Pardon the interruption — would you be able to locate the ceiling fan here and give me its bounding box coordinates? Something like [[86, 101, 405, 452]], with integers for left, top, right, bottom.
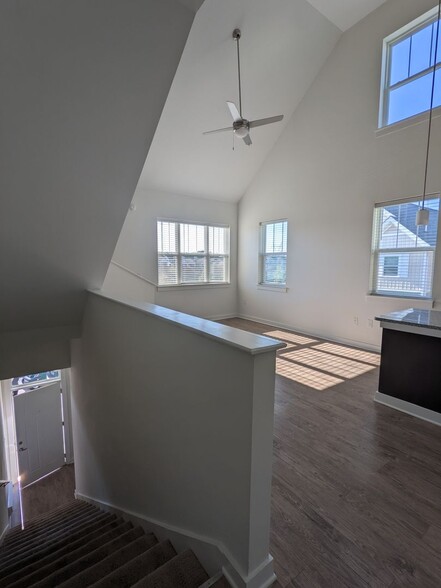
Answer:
[[203, 29, 284, 146]]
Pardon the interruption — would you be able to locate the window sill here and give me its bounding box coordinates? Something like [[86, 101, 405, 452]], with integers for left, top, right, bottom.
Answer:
[[366, 293, 434, 309], [157, 283, 230, 292], [257, 284, 288, 293], [376, 107, 441, 137]]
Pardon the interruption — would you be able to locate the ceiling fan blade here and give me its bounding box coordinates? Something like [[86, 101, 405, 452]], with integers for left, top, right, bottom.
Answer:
[[203, 126, 232, 135], [243, 134, 252, 146], [249, 115, 284, 128], [227, 101, 241, 122]]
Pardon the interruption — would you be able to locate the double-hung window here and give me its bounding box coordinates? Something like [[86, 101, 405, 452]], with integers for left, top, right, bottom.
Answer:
[[379, 7, 441, 127], [157, 220, 230, 286], [259, 220, 288, 286], [369, 196, 439, 298]]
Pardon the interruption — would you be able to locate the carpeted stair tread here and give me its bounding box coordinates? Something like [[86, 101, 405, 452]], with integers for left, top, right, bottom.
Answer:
[[58, 533, 160, 587], [3, 502, 96, 549], [26, 526, 146, 588], [131, 549, 209, 588], [0, 515, 125, 585], [0, 500, 223, 588], [0, 510, 112, 570], [89, 540, 177, 588], [0, 505, 103, 561], [5, 500, 87, 540]]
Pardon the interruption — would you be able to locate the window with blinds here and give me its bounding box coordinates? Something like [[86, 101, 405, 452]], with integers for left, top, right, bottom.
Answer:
[[379, 7, 441, 127], [259, 220, 288, 286], [157, 220, 230, 286], [370, 196, 439, 298]]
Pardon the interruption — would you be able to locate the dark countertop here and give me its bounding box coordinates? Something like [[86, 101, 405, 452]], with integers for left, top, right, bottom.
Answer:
[[375, 308, 441, 331]]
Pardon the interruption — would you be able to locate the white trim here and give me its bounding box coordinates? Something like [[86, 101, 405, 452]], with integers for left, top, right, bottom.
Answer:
[[238, 313, 381, 353], [74, 492, 276, 588], [257, 285, 288, 293], [375, 392, 441, 426], [90, 291, 284, 356], [378, 5, 440, 129], [157, 283, 230, 292], [204, 313, 237, 321], [110, 261, 157, 287]]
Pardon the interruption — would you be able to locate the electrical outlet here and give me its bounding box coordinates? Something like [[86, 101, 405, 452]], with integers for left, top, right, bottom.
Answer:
[[353, 316, 359, 325]]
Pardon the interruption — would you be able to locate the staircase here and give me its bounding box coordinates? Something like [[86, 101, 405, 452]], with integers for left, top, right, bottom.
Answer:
[[0, 500, 229, 588]]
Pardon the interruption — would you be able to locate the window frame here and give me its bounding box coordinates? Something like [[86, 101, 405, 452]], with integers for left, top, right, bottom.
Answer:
[[379, 6, 441, 129], [259, 219, 288, 288], [156, 219, 230, 287], [369, 195, 440, 299]]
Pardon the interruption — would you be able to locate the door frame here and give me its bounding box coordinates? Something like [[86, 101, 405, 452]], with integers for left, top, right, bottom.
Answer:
[[0, 368, 74, 482]]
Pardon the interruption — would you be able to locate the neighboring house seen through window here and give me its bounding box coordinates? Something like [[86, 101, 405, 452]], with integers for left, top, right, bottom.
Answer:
[[259, 220, 288, 286], [379, 7, 441, 127], [157, 220, 229, 286], [370, 196, 439, 298]]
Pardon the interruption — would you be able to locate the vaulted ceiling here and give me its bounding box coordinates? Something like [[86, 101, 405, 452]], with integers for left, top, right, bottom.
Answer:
[[138, 0, 389, 202]]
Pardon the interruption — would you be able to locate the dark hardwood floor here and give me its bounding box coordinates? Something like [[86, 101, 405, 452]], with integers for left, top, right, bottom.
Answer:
[[220, 318, 441, 588]]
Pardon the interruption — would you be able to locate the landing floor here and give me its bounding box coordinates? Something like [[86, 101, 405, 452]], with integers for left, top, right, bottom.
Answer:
[[221, 318, 441, 588]]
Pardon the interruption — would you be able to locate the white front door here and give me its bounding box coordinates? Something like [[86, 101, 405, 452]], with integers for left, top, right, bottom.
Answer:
[[14, 382, 65, 487]]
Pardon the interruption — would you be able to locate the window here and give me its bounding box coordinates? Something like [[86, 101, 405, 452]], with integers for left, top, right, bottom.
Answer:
[[379, 7, 441, 127], [370, 196, 439, 298], [259, 220, 288, 286], [157, 220, 229, 286]]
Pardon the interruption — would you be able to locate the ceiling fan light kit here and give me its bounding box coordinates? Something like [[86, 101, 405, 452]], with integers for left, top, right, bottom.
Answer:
[[203, 28, 284, 146]]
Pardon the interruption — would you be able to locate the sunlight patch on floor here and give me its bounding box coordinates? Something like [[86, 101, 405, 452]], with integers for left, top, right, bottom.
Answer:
[[276, 356, 344, 391], [283, 348, 376, 380], [264, 330, 317, 345], [314, 342, 380, 366]]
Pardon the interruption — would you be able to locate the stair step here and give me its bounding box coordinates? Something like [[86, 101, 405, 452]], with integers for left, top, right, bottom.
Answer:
[[0, 515, 124, 585], [0, 504, 101, 560], [27, 526, 146, 587], [3, 501, 95, 548], [59, 533, 161, 587], [131, 550, 209, 588], [0, 509, 111, 570], [89, 540, 177, 588]]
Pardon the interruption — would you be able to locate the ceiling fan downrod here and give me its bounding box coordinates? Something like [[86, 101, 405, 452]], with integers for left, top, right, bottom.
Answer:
[[233, 28, 243, 118]]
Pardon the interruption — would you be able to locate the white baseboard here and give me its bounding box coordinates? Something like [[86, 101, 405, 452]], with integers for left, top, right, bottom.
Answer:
[[204, 313, 237, 321], [375, 392, 441, 426], [238, 313, 381, 353], [75, 491, 276, 588]]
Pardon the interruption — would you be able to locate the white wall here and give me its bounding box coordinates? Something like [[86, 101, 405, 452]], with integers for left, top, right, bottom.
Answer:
[[102, 188, 238, 319], [71, 292, 279, 588], [238, 0, 441, 351], [0, 394, 9, 542]]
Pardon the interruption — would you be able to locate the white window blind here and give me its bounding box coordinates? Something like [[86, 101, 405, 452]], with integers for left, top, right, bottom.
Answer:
[[157, 220, 229, 286], [370, 196, 439, 298], [260, 220, 288, 285]]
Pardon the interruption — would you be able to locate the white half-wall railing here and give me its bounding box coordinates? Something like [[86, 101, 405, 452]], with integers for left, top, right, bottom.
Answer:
[[71, 290, 284, 588]]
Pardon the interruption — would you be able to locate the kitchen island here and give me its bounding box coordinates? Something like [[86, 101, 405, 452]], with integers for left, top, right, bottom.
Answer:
[[375, 308, 441, 425]]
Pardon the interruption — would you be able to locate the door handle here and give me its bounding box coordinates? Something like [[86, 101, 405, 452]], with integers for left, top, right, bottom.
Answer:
[[18, 447, 28, 452]]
